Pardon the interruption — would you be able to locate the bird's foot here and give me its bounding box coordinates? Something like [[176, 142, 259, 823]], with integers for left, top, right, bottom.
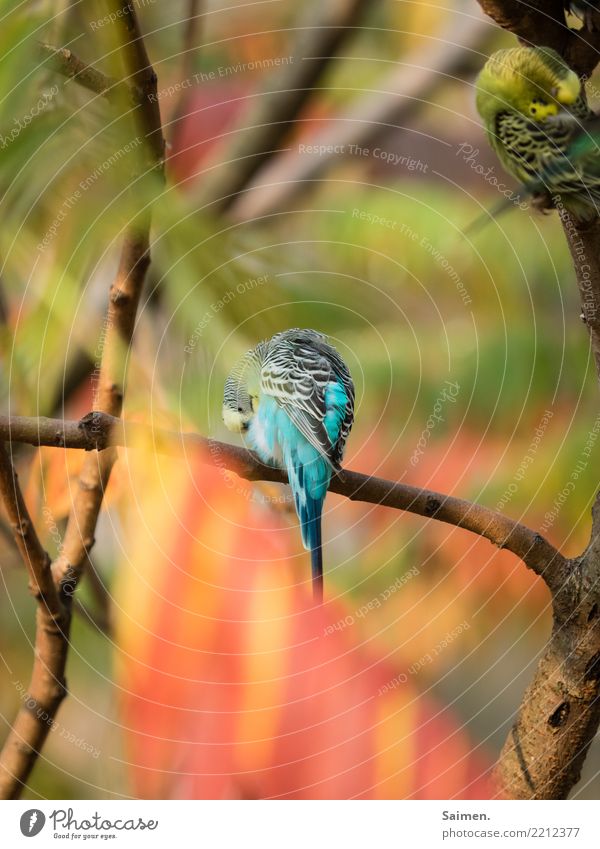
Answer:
[[530, 192, 554, 214]]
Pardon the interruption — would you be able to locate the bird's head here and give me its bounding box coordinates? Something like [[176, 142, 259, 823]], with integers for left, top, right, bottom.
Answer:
[[222, 381, 255, 433], [476, 46, 581, 126], [222, 347, 262, 433]]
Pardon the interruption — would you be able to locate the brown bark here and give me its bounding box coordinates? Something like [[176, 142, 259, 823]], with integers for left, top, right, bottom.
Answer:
[[494, 497, 600, 798], [0, 0, 164, 799], [0, 411, 568, 588], [561, 216, 600, 382], [50, 231, 153, 592], [195, 0, 373, 211], [0, 445, 70, 798], [38, 43, 133, 103], [475, 0, 600, 800], [50, 0, 164, 593]]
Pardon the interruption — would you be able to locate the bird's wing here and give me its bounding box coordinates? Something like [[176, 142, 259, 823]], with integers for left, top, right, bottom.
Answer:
[[495, 111, 576, 183], [535, 115, 600, 209], [260, 336, 339, 468], [324, 346, 355, 465]]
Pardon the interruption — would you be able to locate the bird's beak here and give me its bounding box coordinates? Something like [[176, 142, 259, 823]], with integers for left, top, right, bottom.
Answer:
[[551, 72, 581, 105]]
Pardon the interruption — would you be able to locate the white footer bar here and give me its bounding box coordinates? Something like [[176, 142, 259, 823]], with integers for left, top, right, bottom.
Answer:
[[0, 800, 597, 848]]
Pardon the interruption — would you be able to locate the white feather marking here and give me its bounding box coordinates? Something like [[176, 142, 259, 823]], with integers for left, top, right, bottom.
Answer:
[[249, 416, 276, 462]]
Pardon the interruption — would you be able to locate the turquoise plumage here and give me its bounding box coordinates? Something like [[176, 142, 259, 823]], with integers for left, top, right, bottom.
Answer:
[[222, 329, 355, 601]]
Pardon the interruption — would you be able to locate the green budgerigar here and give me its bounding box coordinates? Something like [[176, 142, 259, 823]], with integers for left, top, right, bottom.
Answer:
[[475, 45, 600, 224]]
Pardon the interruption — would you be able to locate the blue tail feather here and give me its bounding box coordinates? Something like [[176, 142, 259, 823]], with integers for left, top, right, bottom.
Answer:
[[287, 458, 325, 602], [297, 491, 324, 602], [303, 499, 323, 603]]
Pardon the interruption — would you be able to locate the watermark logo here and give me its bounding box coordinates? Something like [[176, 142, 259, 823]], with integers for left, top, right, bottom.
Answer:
[[20, 810, 46, 837]]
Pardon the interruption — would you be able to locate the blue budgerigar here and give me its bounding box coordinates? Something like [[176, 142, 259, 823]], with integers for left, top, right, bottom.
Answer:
[[222, 328, 355, 602]]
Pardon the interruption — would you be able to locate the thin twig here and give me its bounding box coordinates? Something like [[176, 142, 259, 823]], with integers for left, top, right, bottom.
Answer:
[[39, 42, 136, 103], [230, 12, 490, 220], [0, 0, 164, 800], [181, 0, 203, 86], [51, 0, 165, 595], [0, 444, 69, 799], [475, 0, 600, 801]]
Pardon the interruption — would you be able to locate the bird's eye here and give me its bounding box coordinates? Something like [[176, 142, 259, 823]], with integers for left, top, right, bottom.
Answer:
[[530, 99, 548, 116], [237, 406, 243, 412]]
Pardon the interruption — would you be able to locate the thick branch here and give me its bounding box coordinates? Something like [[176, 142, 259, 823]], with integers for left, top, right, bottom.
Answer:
[[476, 0, 600, 801], [0, 444, 70, 799], [0, 412, 568, 592], [195, 0, 372, 211], [0, 444, 61, 615], [110, 1, 165, 168]]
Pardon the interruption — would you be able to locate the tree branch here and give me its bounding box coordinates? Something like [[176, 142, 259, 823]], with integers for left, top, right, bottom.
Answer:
[[0, 444, 70, 799], [38, 42, 136, 103], [180, 0, 203, 87], [0, 444, 61, 615], [475, 0, 600, 800], [493, 491, 600, 798], [560, 215, 600, 384], [0, 411, 568, 593], [0, 1, 164, 800]]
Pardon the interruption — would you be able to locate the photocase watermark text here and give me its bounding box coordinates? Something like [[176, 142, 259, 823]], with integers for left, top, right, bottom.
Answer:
[[410, 381, 460, 466], [456, 142, 529, 210]]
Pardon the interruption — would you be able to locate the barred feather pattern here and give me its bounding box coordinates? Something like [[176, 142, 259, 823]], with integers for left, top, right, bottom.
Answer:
[[495, 101, 600, 222], [260, 329, 355, 470]]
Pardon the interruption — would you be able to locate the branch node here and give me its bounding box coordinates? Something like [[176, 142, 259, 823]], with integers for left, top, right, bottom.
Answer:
[[584, 650, 600, 683], [547, 701, 570, 730], [425, 495, 442, 517], [109, 286, 132, 306], [78, 478, 103, 493], [11, 518, 30, 538]]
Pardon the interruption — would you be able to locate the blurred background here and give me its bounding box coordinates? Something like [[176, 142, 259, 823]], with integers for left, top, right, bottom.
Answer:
[[0, 0, 599, 798]]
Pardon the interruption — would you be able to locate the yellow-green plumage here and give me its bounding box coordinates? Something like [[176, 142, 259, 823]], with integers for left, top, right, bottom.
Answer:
[[476, 45, 600, 223]]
